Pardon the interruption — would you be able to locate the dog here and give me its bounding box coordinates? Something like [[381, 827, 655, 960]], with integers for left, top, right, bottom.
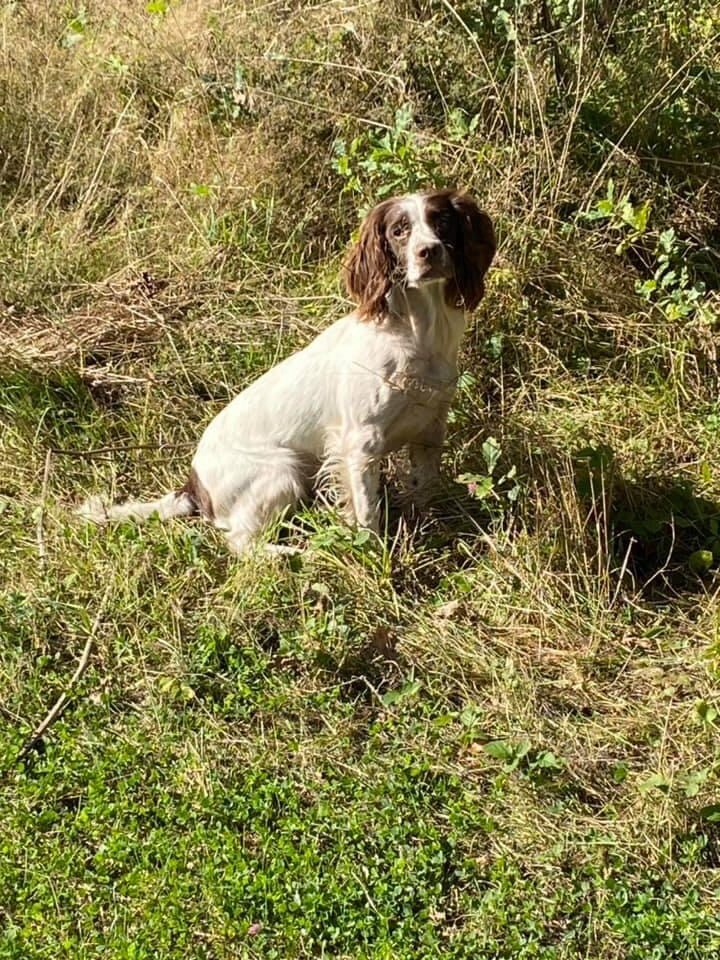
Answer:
[[80, 189, 496, 554]]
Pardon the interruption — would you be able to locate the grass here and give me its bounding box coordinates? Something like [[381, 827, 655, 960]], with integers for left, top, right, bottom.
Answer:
[[2, 1, 720, 957]]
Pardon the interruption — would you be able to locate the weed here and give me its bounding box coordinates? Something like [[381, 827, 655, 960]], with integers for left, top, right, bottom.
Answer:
[[580, 180, 714, 323], [456, 436, 522, 527], [334, 105, 445, 209], [1, 1, 720, 957]]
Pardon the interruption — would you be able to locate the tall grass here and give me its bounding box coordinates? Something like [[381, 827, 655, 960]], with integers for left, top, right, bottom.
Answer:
[[1, 2, 720, 957]]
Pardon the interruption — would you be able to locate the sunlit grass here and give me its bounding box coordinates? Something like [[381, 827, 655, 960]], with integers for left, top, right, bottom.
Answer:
[[1, 2, 720, 957]]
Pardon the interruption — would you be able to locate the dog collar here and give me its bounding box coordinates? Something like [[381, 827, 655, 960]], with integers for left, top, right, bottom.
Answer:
[[388, 372, 457, 401]]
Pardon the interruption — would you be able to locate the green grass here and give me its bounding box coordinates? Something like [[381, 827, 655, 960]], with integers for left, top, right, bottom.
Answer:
[[2, 1, 720, 957]]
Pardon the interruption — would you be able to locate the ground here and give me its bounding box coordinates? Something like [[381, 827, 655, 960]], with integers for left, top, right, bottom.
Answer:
[[1, 3, 720, 958]]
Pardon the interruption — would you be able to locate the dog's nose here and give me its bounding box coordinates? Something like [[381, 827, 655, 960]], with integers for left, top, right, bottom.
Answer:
[[417, 242, 443, 262]]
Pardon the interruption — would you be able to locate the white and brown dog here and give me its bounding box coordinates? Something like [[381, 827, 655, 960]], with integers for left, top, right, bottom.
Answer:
[[81, 189, 495, 553]]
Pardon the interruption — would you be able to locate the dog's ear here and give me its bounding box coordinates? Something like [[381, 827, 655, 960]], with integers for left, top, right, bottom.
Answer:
[[344, 200, 395, 319], [448, 192, 496, 312]]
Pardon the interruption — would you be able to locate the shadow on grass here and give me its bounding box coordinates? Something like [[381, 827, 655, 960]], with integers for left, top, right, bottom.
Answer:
[[381, 441, 720, 602], [572, 444, 720, 596], [314, 630, 408, 708]]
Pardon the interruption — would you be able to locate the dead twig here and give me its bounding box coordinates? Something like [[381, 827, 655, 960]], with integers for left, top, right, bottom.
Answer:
[[36, 449, 52, 566], [51, 441, 195, 458], [17, 587, 111, 763]]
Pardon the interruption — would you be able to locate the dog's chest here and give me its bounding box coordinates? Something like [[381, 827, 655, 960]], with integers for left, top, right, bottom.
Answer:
[[335, 308, 465, 450], [389, 350, 456, 402], [369, 348, 456, 448]]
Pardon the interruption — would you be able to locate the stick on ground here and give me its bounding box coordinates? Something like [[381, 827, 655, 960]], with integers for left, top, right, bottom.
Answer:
[[36, 449, 52, 566], [17, 587, 111, 762]]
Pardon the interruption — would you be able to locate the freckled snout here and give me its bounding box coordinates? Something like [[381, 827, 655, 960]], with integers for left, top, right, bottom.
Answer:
[[417, 241, 444, 264], [407, 238, 452, 284]]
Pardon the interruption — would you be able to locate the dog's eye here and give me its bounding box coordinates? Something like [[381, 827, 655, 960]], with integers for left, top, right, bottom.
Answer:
[[391, 220, 409, 238], [434, 214, 453, 237]]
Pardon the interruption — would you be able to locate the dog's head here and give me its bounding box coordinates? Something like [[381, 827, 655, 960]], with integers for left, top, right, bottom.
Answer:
[[345, 189, 496, 318]]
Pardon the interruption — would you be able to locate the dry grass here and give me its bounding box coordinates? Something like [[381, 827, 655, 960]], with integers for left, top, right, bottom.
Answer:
[[2, 2, 720, 957]]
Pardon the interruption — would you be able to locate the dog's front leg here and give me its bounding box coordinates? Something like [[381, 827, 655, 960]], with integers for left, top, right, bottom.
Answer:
[[344, 452, 381, 533], [334, 424, 383, 533], [407, 404, 450, 507]]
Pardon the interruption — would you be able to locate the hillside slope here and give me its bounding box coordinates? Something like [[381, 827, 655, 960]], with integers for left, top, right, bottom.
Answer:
[[2, 3, 720, 957]]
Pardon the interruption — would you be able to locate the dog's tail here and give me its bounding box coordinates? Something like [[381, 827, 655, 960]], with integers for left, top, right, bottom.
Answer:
[[78, 469, 212, 528], [77, 489, 197, 525]]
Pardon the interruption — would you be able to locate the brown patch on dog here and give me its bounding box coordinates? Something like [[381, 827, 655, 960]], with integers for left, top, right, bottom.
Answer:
[[179, 467, 215, 521], [344, 198, 399, 319], [424, 190, 496, 312]]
